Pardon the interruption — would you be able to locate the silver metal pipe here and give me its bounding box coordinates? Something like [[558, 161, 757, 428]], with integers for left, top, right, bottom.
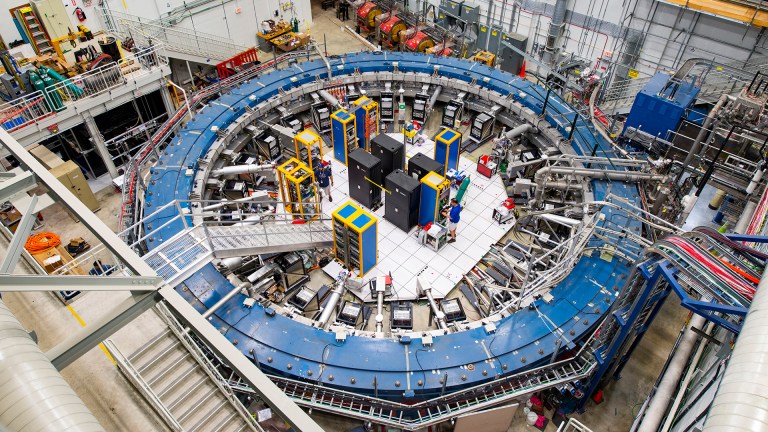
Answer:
[[202, 282, 250, 319], [505, 123, 533, 139], [318, 89, 341, 109], [315, 43, 332, 78], [417, 277, 447, 330], [428, 85, 443, 112], [543, 0, 568, 65], [734, 201, 757, 234], [318, 273, 348, 328], [209, 163, 274, 177], [0, 299, 105, 432], [703, 266, 768, 431], [638, 314, 707, 432], [677, 94, 729, 185], [534, 166, 666, 202]]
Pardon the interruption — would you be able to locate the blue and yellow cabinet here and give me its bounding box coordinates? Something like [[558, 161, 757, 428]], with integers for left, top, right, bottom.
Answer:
[[351, 96, 379, 151], [434, 128, 461, 174], [331, 109, 358, 165], [294, 129, 324, 172], [419, 171, 451, 226], [277, 158, 320, 220], [332, 201, 378, 276]]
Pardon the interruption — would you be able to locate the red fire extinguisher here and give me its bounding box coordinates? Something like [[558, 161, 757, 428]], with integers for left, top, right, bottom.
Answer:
[[73, 7, 86, 22]]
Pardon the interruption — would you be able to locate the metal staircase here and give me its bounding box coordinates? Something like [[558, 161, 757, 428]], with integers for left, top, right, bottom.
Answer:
[[105, 309, 261, 432]]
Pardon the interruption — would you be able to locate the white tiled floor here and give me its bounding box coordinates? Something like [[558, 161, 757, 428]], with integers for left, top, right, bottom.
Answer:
[[322, 133, 513, 301]]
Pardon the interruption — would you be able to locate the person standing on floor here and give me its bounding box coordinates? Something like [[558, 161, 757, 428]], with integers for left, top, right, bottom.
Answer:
[[442, 198, 461, 243], [315, 160, 334, 202]]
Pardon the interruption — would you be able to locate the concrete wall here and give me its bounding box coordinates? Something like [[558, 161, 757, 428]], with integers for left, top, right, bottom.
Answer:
[[102, 0, 312, 48]]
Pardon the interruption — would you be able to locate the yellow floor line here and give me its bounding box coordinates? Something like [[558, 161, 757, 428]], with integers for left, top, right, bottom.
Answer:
[[66, 304, 117, 366]]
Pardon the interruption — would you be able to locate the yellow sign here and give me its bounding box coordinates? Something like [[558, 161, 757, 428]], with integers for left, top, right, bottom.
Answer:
[[480, 27, 487, 32], [492, 31, 498, 36], [628, 69, 639, 79]]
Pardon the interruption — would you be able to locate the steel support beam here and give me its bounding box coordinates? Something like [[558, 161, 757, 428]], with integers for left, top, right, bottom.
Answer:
[[0, 169, 36, 201], [159, 285, 323, 432], [0, 195, 37, 274], [0, 275, 163, 292], [83, 115, 119, 178], [46, 292, 160, 370], [0, 128, 158, 278]]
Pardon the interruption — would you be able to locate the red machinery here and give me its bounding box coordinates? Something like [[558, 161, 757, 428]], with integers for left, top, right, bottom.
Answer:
[[404, 31, 434, 53], [357, 2, 382, 31], [380, 15, 406, 46], [216, 48, 259, 79], [477, 154, 497, 178]]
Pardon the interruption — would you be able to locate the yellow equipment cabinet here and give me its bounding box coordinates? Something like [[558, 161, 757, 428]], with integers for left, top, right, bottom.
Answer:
[[332, 201, 378, 277], [331, 109, 358, 165], [277, 158, 320, 220], [473, 51, 496, 67], [294, 129, 324, 172], [419, 171, 451, 226], [351, 96, 379, 151]]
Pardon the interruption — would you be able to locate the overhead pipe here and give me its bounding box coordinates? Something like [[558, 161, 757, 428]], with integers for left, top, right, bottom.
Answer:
[[676, 94, 729, 185], [505, 123, 534, 139], [417, 277, 448, 331], [315, 43, 332, 79], [318, 272, 350, 329], [0, 299, 105, 432], [209, 163, 275, 177], [427, 85, 443, 112], [638, 314, 707, 432], [703, 267, 768, 431]]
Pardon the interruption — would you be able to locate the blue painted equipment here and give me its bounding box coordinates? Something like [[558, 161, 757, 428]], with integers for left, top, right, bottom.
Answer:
[[419, 171, 451, 226], [332, 201, 378, 276], [624, 72, 700, 140], [294, 129, 323, 172], [434, 128, 461, 174], [331, 108, 358, 165]]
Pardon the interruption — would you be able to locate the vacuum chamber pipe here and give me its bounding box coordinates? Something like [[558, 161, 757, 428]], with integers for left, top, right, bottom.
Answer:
[[202, 282, 250, 319], [533, 166, 666, 202], [427, 86, 442, 111], [318, 273, 349, 328], [638, 314, 706, 432], [209, 163, 275, 177], [505, 123, 534, 139], [318, 89, 341, 109], [703, 266, 768, 431], [0, 299, 105, 432]]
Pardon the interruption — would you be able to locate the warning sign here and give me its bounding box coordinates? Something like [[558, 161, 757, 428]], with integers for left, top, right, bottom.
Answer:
[[628, 69, 639, 79]]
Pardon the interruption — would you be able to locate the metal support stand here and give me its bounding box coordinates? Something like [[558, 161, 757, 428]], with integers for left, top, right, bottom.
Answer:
[[83, 115, 119, 178]]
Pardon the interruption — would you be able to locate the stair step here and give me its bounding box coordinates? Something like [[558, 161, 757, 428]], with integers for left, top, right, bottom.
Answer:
[[209, 412, 242, 432], [132, 333, 179, 369], [157, 363, 204, 399], [177, 387, 220, 424], [147, 352, 193, 386], [167, 376, 213, 411], [188, 399, 237, 432], [129, 330, 172, 361]]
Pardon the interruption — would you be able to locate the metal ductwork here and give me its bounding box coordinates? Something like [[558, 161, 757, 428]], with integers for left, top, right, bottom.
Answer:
[[544, 0, 568, 65], [505, 123, 534, 139], [0, 299, 105, 432], [703, 268, 768, 431]]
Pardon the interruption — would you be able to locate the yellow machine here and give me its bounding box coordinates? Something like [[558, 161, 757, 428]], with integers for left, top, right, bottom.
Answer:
[[294, 129, 324, 172], [277, 158, 320, 220], [51, 25, 93, 61], [351, 96, 379, 151], [473, 50, 496, 67]]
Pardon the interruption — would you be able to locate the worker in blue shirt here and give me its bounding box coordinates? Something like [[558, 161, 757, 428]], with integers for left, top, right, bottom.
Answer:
[[315, 160, 334, 202], [441, 198, 461, 243]]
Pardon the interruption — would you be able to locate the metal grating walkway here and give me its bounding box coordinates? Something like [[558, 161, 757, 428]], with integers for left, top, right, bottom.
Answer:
[[142, 221, 334, 285]]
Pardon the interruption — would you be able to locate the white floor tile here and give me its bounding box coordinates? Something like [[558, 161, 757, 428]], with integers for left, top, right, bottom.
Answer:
[[385, 228, 409, 245], [401, 255, 427, 275], [465, 243, 487, 262], [378, 256, 400, 274], [378, 220, 397, 236], [427, 254, 452, 273], [439, 244, 463, 262], [458, 224, 482, 240], [475, 191, 498, 206], [378, 237, 398, 255], [390, 266, 415, 287], [414, 244, 437, 261], [400, 237, 422, 255], [477, 233, 497, 249]]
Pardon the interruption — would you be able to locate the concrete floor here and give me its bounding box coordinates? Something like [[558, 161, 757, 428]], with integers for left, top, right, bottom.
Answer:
[[0, 2, 691, 431]]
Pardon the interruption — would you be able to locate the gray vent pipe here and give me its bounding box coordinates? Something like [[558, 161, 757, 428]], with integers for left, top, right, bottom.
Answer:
[[0, 300, 104, 432]]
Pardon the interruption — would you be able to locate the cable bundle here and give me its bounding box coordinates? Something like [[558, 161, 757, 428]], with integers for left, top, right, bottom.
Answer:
[[24, 232, 61, 253]]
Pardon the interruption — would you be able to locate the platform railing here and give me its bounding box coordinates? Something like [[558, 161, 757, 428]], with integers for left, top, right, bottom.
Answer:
[[118, 47, 322, 239], [99, 7, 247, 61], [0, 43, 168, 134]]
